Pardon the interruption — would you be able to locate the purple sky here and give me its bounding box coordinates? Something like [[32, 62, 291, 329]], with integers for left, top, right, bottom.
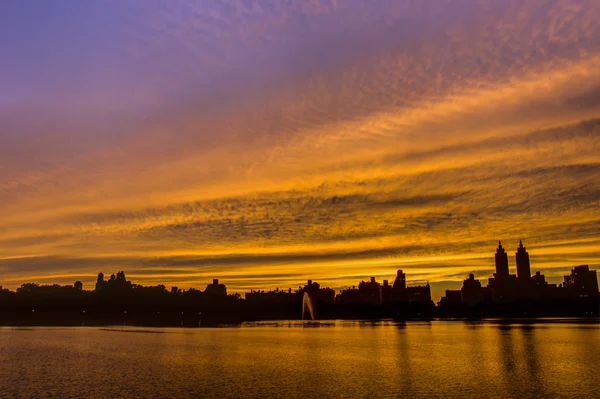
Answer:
[[1, 0, 600, 300]]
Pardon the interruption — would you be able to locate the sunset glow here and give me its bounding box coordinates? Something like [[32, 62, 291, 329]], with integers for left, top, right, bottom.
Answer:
[[2, 0, 600, 300]]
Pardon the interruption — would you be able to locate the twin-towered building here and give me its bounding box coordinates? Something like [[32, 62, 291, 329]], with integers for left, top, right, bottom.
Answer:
[[440, 241, 599, 307], [4, 240, 595, 324], [79, 240, 598, 312], [493, 240, 531, 279], [243, 239, 599, 311]]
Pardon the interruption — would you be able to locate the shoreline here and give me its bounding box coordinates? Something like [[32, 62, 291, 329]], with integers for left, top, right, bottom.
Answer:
[[2, 316, 599, 329]]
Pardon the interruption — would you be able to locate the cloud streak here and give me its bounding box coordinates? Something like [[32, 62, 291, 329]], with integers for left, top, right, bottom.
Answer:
[[1, 0, 600, 299]]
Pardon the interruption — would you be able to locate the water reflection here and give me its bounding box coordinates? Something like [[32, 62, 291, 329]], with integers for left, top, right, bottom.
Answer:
[[521, 327, 544, 393], [394, 323, 414, 394], [0, 321, 597, 398]]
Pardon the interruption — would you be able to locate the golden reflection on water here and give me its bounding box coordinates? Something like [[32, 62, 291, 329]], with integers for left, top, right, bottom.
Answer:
[[0, 321, 598, 398]]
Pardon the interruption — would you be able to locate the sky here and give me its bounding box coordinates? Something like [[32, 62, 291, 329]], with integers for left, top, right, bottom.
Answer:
[[1, 0, 600, 301]]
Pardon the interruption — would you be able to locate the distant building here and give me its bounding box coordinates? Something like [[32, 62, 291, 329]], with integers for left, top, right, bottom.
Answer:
[[74, 281, 83, 291], [495, 241, 510, 278], [385, 270, 432, 303], [116, 271, 126, 282], [461, 273, 483, 307], [532, 271, 546, 286], [335, 286, 361, 304], [391, 270, 407, 301], [481, 286, 493, 301], [95, 272, 105, 291], [171, 286, 179, 293], [406, 284, 431, 302], [448, 243, 599, 306], [245, 288, 295, 305], [302, 280, 335, 304], [95, 271, 132, 291], [515, 240, 531, 280], [357, 277, 383, 305], [381, 280, 392, 303], [489, 241, 519, 301], [440, 290, 462, 306], [564, 265, 599, 299], [529, 271, 562, 300], [205, 279, 227, 296], [335, 277, 389, 305], [489, 273, 519, 302]]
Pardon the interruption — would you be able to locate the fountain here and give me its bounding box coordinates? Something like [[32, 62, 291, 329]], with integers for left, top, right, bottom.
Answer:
[[302, 292, 315, 320]]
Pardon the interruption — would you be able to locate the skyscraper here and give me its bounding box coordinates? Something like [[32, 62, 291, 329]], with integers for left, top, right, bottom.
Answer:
[[391, 270, 407, 301], [393, 270, 406, 290], [495, 241, 509, 278], [515, 240, 531, 280], [95, 272, 105, 291]]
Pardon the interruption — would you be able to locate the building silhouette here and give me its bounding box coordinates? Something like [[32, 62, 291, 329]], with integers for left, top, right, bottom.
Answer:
[[494, 241, 510, 278], [1, 240, 598, 326], [205, 279, 227, 296], [515, 240, 531, 280], [391, 270, 407, 301], [245, 287, 294, 302], [439, 290, 462, 306], [358, 277, 383, 305], [381, 280, 392, 303], [94, 271, 132, 291], [389, 270, 431, 302], [440, 241, 599, 310], [564, 265, 599, 299], [95, 272, 105, 290], [335, 273, 431, 306], [335, 286, 361, 304], [488, 242, 519, 301], [301, 280, 335, 304], [461, 273, 484, 307], [406, 284, 432, 302]]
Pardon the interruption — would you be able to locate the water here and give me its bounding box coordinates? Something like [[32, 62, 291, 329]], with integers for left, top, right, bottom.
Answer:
[[302, 292, 315, 320], [1, 320, 599, 398]]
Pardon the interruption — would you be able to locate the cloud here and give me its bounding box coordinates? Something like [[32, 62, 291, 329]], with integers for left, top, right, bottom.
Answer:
[[1, 1, 600, 300]]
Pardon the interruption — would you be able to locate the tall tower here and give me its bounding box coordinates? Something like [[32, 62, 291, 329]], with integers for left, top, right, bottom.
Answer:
[[515, 240, 531, 280], [393, 270, 406, 290], [95, 272, 105, 291], [495, 241, 509, 278], [391, 270, 407, 302]]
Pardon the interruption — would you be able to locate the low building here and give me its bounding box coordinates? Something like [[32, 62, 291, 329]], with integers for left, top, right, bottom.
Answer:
[[302, 280, 335, 304], [245, 288, 296, 304], [205, 279, 227, 296], [564, 265, 599, 299], [381, 280, 392, 303], [358, 277, 382, 305], [461, 273, 483, 307], [439, 290, 462, 306], [335, 287, 361, 305], [406, 284, 431, 302]]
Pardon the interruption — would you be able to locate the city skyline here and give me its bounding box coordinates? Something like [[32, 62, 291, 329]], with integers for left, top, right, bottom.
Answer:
[[2, 2, 599, 398], [2, 240, 597, 303], [2, 240, 597, 325], [2, 1, 600, 301]]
